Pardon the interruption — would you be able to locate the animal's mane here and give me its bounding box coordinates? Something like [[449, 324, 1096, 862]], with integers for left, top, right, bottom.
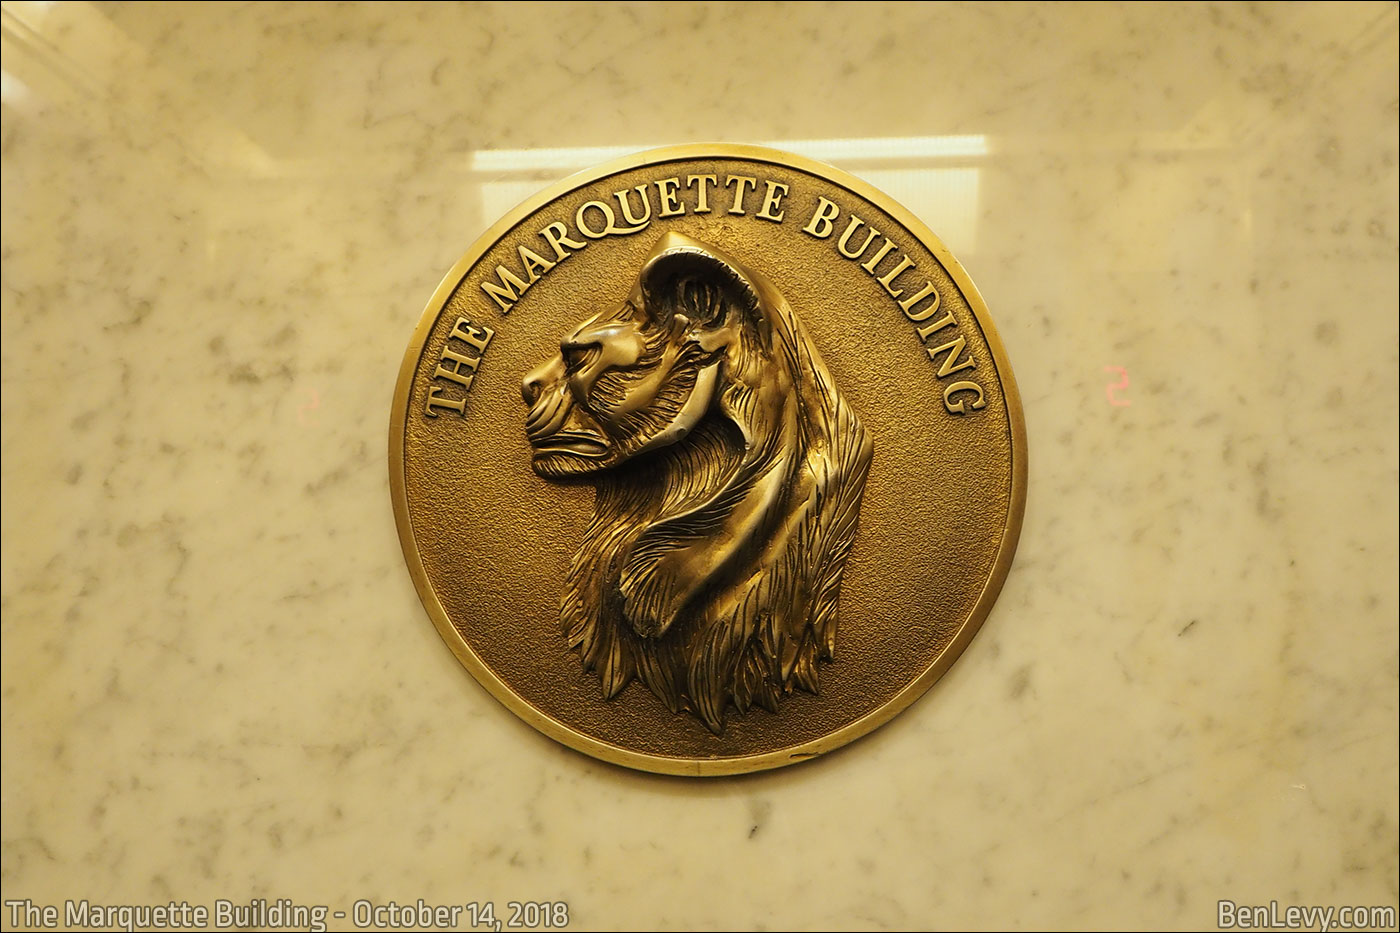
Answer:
[[561, 286, 873, 733]]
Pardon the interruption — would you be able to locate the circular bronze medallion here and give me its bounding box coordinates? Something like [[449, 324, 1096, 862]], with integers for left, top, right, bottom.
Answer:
[[390, 144, 1026, 775]]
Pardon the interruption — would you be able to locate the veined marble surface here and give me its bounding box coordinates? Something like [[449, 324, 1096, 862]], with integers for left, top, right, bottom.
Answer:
[[2, 2, 1396, 930]]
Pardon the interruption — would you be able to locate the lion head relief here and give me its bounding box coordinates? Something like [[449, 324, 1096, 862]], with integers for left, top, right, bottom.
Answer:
[[520, 232, 873, 733]]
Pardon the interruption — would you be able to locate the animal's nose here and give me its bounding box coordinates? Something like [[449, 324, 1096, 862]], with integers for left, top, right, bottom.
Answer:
[[521, 357, 562, 406], [521, 371, 544, 406]]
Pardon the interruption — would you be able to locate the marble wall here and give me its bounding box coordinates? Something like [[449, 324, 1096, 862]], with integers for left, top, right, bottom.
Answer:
[[2, 2, 1396, 930]]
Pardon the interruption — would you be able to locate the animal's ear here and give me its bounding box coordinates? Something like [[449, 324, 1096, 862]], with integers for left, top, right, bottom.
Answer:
[[638, 232, 763, 333]]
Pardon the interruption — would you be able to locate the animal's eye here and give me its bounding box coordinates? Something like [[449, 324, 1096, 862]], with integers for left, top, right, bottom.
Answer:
[[561, 343, 599, 374]]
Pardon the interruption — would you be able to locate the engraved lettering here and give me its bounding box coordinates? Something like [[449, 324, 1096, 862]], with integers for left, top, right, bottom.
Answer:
[[426, 317, 495, 418], [575, 201, 612, 238], [876, 254, 916, 297], [686, 174, 717, 213], [859, 237, 899, 274], [540, 221, 586, 261], [926, 334, 976, 378], [424, 386, 466, 417], [576, 200, 648, 238], [914, 307, 956, 341], [943, 380, 986, 414], [837, 215, 880, 259], [518, 245, 556, 280], [482, 265, 532, 313], [799, 202, 981, 414], [897, 281, 939, 317], [724, 175, 758, 215], [613, 185, 653, 227], [448, 316, 494, 354], [803, 196, 841, 238], [755, 181, 789, 222], [435, 346, 482, 388], [655, 177, 684, 217]]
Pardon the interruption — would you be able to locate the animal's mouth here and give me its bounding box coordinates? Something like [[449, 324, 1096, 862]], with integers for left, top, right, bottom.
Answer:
[[532, 431, 608, 457], [525, 393, 608, 457], [524, 389, 570, 443]]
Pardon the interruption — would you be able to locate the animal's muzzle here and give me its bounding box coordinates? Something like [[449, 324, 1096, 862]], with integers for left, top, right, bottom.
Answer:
[[521, 356, 564, 407]]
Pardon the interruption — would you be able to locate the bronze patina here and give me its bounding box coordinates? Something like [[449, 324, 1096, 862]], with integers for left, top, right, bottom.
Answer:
[[390, 145, 1026, 774]]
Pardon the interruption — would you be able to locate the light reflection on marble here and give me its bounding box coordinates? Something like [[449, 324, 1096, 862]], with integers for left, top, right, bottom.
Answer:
[[1, 1, 1396, 929]]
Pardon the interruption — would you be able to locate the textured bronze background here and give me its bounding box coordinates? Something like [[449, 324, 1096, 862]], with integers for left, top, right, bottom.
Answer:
[[390, 145, 1027, 775]]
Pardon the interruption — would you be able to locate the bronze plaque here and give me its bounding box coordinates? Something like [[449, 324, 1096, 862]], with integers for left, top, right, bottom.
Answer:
[[389, 144, 1026, 774]]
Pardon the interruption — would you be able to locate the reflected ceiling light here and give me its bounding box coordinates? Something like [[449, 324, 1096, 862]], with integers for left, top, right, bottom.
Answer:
[[468, 135, 988, 173], [2, 0, 60, 33], [0, 69, 29, 106], [774, 135, 988, 161]]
